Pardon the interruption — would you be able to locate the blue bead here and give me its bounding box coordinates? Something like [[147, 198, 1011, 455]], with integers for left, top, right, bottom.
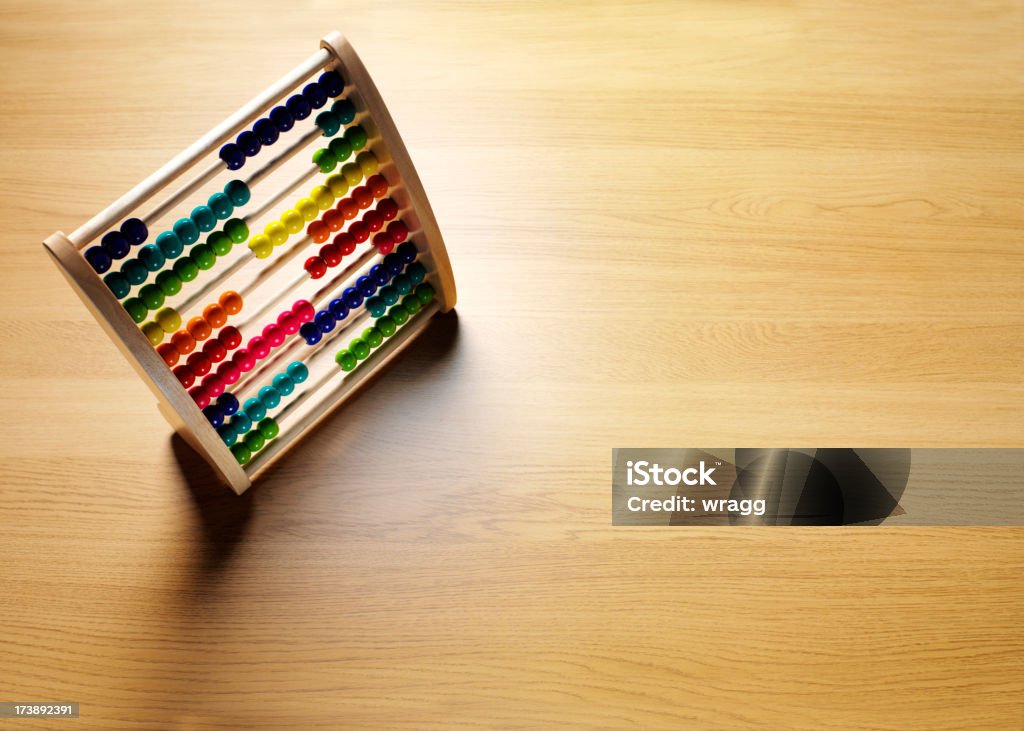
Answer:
[[237, 131, 261, 157], [379, 285, 398, 306], [232, 413, 252, 435], [101, 231, 131, 259], [138, 244, 165, 272], [208, 192, 233, 220], [217, 392, 239, 416], [269, 105, 294, 132], [314, 310, 336, 333], [258, 386, 282, 410], [328, 298, 349, 321], [272, 373, 295, 396], [191, 205, 217, 233], [299, 322, 322, 345], [397, 241, 417, 264], [318, 70, 345, 98], [243, 398, 266, 422], [286, 361, 309, 383], [203, 405, 224, 429], [156, 231, 184, 259], [357, 275, 377, 298], [173, 218, 200, 246], [302, 82, 328, 109], [85, 245, 112, 273], [121, 218, 148, 246], [219, 143, 245, 170], [370, 264, 389, 286], [286, 94, 311, 120], [383, 253, 403, 276], [218, 423, 238, 446], [253, 118, 279, 146], [365, 296, 386, 318], [342, 287, 363, 310]]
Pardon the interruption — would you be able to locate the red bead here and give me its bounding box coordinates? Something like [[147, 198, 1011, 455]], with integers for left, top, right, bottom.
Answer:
[[387, 220, 409, 243], [337, 198, 358, 221], [157, 342, 179, 367], [304, 256, 327, 279], [377, 198, 398, 221], [363, 210, 384, 232], [218, 325, 242, 351], [248, 336, 270, 359], [277, 311, 300, 334], [292, 299, 316, 323], [187, 351, 212, 377], [173, 364, 195, 388], [366, 174, 388, 198], [219, 360, 241, 385], [189, 385, 210, 410], [376, 238, 395, 255], [202, 372, 225, 398], [319, 243, 341, 267], [373, 232, 392, 249], [334, 232, 356, 255], [322, 209, 344, 232], [262, 323, 285, 347], [203, 338, 227, 363], [352, 186, 373, 209], [233, 348, 256, 372], [349, 222, 368, 243], [308, 220, 329, 243]]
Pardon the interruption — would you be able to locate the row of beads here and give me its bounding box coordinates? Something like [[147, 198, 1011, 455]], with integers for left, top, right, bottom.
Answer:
[[335, 284, 436, 371], [84, 218, 148, 273], [150, 290, 243, 364], [312, 124, 369, 173], [218, 71, 347, 170], [304, 183, 394, 280]]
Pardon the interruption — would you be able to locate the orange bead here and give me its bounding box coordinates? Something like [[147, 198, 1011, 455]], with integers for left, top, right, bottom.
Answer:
[[156, 342, 179, 367], [219, 290, 243, 315], [338, 199, 358, 220], [170, 330, 196, 355], [308, 220, 329, 243], [187, 316, 212, 342], [203, 303, 227, 329]]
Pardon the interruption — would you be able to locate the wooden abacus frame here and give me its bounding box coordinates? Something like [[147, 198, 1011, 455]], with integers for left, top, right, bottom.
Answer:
[[43, 32, 456, 494]]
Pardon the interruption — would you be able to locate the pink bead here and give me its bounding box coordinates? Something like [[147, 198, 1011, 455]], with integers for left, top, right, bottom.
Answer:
[[233, 348, 256, 372], [277, 311, 300, 334], [189, 385, 210, 410], [262, 323, 285, 347], [219, 361, 241, 385], [248, 336, 270, 359], [202, 372, 225, 398], [292, 299, 315, 323]]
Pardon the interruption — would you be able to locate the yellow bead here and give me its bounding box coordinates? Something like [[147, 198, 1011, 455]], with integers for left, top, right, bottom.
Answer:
[[280, 209, 304, 234], [356, 151, 378, 177], [249, 233, 274, 259], [141, 321, 165, 345], [154, 307, 182, 334], [341, 162, 362, 186], [296, 198, 318, 221], [310, 185, 334, 210], [325, 173, 349, 198], [263, 221, 287, 247]]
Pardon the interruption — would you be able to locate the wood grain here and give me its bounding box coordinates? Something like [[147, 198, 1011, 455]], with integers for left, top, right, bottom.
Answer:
[[0, 1, 1021, 728]]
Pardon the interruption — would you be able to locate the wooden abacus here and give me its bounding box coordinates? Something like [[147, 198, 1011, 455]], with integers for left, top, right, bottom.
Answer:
[[43, 32, 456, 494]]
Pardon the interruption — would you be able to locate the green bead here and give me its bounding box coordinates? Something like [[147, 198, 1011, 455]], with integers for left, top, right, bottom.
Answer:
[[208, 192, 233, 219], [231, 442, 252, 465], [344, 125, 367, 150], [350, 338, 370, 360], [244, 430, 265, 453], [390, 306, 409, 326], [155, 270, 183, 296], [139, 283, 164, 310], [403, 294, 422, 315], [312, 147, 337, 173], [224, 218, 249, 243], [208, 230, 233, 257], [191, 205, 216, 233], [328, 137, 352, 162], [104, 271, 131, 299], [392, 273, 412, 295], [315, 110, 341, 137], [120, 258, 148, 286], [363, 326, 383, 349], [156, 231, 184, 259], [123, 297, 147, 323], [190, 244, 216, 271], [335, 350, 357, 371], [258, 417, 280, 440], [173, 217, 199, 245], [138, 244, 165, 272], [224, 179, 251, 207], [332, 98, 355, 124], [377, 315, 396, 337], [415, 282, 436, 305], [173, 257, 199, 282]]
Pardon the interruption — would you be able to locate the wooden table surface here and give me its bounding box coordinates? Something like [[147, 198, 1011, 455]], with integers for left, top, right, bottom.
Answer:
[[1, 1, 1022, 728]]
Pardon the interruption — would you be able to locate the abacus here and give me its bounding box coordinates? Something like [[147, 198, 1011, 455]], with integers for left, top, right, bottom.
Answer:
[[43, 32, 456, 494]]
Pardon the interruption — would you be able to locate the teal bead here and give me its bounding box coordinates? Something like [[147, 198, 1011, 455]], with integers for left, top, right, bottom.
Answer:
[[156, 230, 184, 259], [173, 257, 199, 282], [120, 258, 148, 286], [258, 386, 281, 410], [232, 413, 252, 435], [286, 361, 308, 384], [225, 218, 249, 243], [123, 297, 147, 323], [379, 285, 398, 306], [139, 283, 164, 311], [315, 110, 341, 137], [327, 137, 352, 162], [332, 98, 355, 124], [138, 244, 165, 272], [243, 398, 266, 422], [272, 373, 295, 396], [173, 217, 200, 245], [155, 270, 183, 296], [406, 262, 426, 285], [218, 423, 238, 446], [392, 273, 412, 295], [208, 230, 233, 257], [191, 205, 217, 233], [104, 271, 130, 299], [208, 192, 233, 219], [365, 296, 385, 318], [224, 179, 251, 207]]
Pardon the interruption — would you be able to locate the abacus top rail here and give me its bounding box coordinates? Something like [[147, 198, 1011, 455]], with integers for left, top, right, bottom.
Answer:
[[68, 46, 336, 249]]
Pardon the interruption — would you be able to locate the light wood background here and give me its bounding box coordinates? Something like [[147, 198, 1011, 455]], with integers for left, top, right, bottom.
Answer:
[[1, 1, 1022, 729]]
